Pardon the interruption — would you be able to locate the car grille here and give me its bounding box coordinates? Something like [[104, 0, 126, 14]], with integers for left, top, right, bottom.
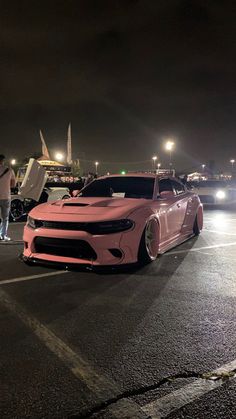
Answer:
[[34, 237, 97, 260], [199, 195, 215, 204], [35, 220, 90, 230]]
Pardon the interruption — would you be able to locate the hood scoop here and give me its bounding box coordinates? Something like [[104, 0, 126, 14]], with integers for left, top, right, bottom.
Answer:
[[63, 203, 89, 207]]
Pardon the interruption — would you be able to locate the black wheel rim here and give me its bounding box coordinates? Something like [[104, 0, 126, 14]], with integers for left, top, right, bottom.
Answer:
[[11, 200, 24, 221]]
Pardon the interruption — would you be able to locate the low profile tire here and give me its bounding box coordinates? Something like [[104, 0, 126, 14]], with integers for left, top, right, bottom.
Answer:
[[62, 195, 70, 200], [10, 199, 25, 221], [193, 214, 201, 236], [138, 218, 159, 264]]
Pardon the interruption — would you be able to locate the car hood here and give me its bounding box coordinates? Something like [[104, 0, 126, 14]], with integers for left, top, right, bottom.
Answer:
[[29, 196, 150, 222]]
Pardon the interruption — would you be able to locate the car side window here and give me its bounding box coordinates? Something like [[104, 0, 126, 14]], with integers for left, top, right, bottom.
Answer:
[[159, 178, 173, 193], [171, 180, 186, 195]]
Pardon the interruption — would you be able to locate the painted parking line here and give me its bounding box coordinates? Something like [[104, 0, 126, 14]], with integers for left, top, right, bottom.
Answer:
[[10, 221, 26, 225], [204, 229, 236, 236], [0, 287, 146, 417], [165, 241, 236, 256], [0, 270, 67, 286], [204, 218, 236, 222], [0, 240, 24, 245], [143, 359, 236, 418]]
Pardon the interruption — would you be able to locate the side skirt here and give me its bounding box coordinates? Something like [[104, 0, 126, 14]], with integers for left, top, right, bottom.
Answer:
[[158, 232, 194, 254]]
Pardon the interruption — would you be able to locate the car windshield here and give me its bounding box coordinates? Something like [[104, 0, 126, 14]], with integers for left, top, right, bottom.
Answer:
[[79, 176, 155, 199]]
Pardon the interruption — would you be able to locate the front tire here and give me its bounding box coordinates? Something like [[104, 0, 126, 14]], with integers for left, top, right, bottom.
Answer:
[[138, 218, 159, 264]]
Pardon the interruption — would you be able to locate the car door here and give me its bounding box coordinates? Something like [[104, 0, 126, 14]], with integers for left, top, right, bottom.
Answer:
[[170, 179, 189, 233], [19, 158, 48, 201], [158, 178, 181, 239]]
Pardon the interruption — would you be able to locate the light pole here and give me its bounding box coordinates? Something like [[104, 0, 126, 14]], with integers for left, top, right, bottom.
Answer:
[[157, 163, 161, 173], [152, 155, 157, 171], [165, 140, 175, 170], [95, 161, 99, 175], [202, 164, 205, 171]]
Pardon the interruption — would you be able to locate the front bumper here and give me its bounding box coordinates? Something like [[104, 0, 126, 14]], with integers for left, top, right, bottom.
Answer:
[[23, 224, 139, 266]]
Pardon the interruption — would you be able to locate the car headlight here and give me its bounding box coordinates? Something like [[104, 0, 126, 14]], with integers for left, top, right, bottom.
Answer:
[[88, 219, 134, 235], [215, 190, 226, 200], [27, 216, 43, 229]]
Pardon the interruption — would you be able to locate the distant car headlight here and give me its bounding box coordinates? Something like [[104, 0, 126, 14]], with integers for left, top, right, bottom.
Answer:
[[215, 190, 226, 200], [88, 219, 134, 235]]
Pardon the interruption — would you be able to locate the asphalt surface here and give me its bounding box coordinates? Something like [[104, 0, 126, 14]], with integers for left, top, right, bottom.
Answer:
[[1, 208, 236, 418]]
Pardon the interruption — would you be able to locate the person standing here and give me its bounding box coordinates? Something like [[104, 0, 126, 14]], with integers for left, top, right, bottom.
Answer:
[[0, 155, 16, 241]]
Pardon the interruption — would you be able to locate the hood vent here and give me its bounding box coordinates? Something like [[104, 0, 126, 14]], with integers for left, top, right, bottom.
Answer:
[[63, 203, 89, 207]]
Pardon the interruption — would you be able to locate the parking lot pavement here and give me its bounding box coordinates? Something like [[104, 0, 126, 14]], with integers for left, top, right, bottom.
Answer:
[[1, 209, 236, 418]]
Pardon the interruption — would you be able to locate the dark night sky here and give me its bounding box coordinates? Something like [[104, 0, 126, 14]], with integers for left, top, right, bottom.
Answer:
[[0, 0, 235, 172]]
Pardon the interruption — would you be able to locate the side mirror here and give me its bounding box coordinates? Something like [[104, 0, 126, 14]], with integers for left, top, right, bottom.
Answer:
[[159, 190, 174, 198]]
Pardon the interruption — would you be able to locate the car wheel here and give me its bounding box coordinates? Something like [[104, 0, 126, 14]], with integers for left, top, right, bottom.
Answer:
[[193, 214, 201, 236], [138, 218, 159, 264], [62, 195, 70, 199], [10, 199, 25, 221]]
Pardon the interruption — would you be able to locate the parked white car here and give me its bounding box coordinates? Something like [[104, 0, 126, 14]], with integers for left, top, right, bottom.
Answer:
[[10, 159, 70, 221], [190, 180, 236, 205]]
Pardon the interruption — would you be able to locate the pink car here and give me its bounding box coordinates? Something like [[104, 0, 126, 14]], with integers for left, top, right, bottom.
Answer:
[[22, 174, 203, 267]]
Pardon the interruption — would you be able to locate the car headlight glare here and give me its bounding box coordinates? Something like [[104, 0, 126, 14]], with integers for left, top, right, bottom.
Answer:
[[88, 219, 134, 235], [215, 190, 226, 200]]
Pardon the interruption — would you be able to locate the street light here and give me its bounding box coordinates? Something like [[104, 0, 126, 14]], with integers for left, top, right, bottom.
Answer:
[[55, 152, 64, 162], [165, 140, 175, 170], [230, 159, 235, 171], [152, 155, 157, 171], [157, 163, 161, 173], [95, 161, 99, 175], [11, 159, 16, 166], [202, 164, 206, 171]]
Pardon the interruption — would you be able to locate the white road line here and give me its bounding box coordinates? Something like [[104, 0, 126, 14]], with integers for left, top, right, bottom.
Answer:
[[0, 270, 67, 286], [165, 241, 236, 256], [0, 287, 117, 396], [204, 229, 236, 236], [9, 221, 26, 225], [204, 219, 236, 222], [0, 240, 24, 245], [194, 250, 213, 256], [0, 287, 145, 415], [143, 359, 236, 418]]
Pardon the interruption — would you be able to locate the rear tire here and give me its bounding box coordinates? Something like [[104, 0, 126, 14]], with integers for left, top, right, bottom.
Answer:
[[138, 218, 159, 265], [193, 215, 200, 236]]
